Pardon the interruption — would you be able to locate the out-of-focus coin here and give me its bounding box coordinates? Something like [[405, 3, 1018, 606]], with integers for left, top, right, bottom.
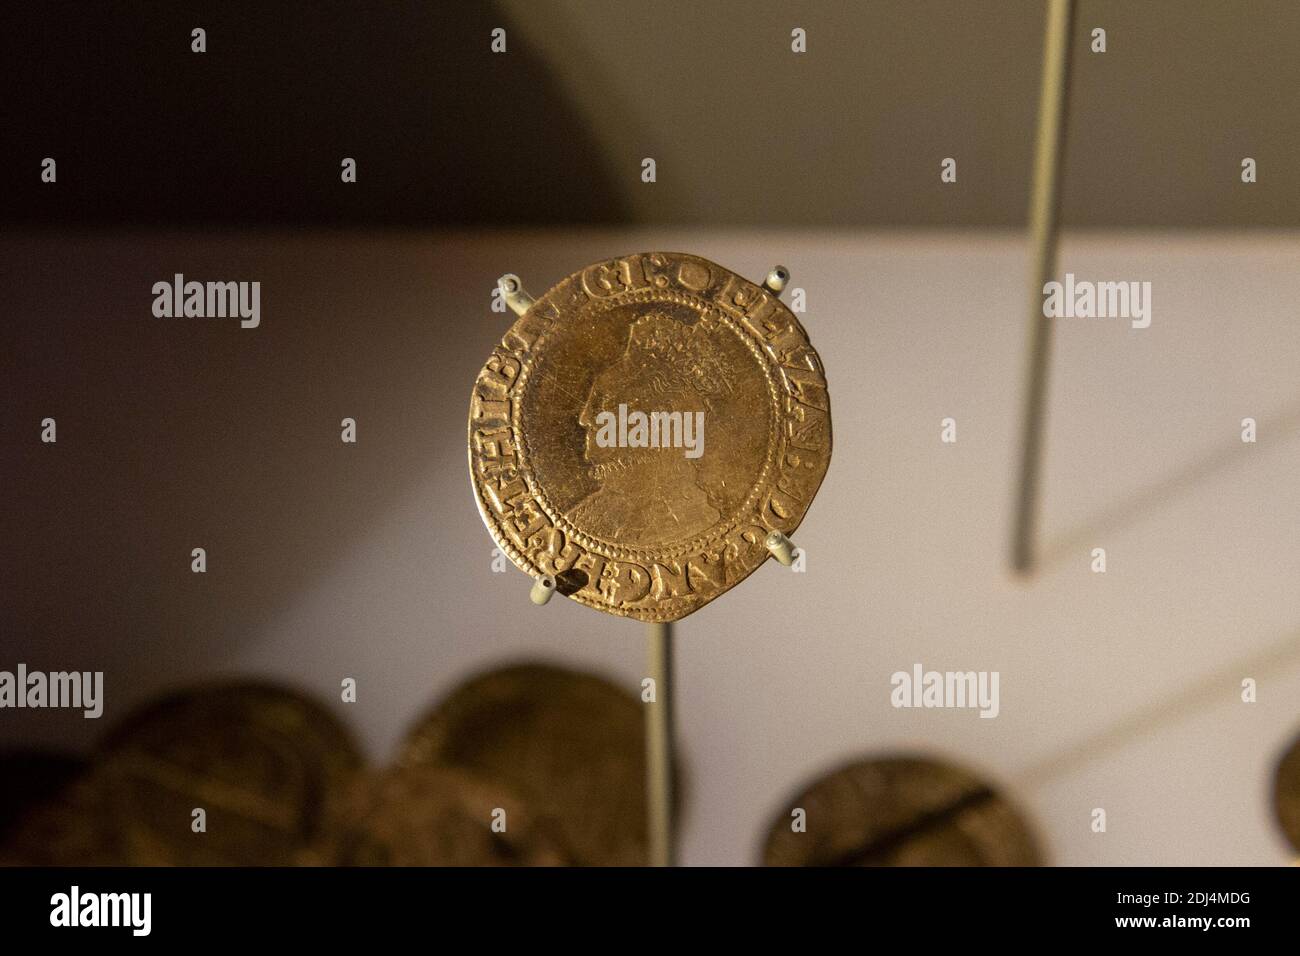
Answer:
[[761, 755, 1043, 866], [8, 681, 363, 866], [1274, 731, 1300, 853], [0, 751, 85, 847], [0, 751, 93, 865], [399, 662, 674, 865], [469, 252, 831, 623], [327, 765, 569, 866], [1, 771, 123, 866]]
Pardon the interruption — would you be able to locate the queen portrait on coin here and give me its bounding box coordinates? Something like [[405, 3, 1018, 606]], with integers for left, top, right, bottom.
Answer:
[[570, 312, 727, 545]]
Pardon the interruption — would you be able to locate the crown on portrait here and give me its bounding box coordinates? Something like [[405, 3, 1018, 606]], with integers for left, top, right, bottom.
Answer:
[[626, 312, 732, 397]]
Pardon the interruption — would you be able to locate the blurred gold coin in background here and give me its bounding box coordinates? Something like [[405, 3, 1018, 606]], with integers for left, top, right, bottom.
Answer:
[[0, 751, 95, 866], [1273, 730, 1300, 853], [7, 681, 362, 866], [400, 662, 680, 865], [762, 755, 1043, 867], [0, 751, 85, 846], [327, 765, 569, 866]]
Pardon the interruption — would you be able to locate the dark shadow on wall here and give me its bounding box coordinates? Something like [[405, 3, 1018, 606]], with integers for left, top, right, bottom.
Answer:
[[0, 1, 625, 227], [5, 0, 1300, 229], [0, 232, 640, 751]]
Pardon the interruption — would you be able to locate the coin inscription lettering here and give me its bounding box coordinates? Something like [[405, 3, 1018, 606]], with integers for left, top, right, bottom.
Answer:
[[469, 252, 832, 622]]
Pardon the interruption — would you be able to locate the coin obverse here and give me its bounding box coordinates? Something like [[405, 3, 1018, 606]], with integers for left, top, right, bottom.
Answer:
[[762, 756, 1044, 867], [469, 252, 832, 622]]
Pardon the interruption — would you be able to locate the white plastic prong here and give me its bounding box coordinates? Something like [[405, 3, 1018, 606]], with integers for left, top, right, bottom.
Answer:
[[498, 273, 535, 316], [529, 574, 557, 606], [762, 265, 790, 296], [765, 530, 796, 567]]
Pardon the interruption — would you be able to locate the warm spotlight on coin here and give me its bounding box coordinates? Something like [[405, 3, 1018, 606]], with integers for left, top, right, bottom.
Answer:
[[469, 252, 831, 622]]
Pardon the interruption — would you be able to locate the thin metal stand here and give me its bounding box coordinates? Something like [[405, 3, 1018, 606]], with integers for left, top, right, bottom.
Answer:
[[502, 265, 803, 869], [645, 621, 675, 867], [1011, 0, 1076, 574]]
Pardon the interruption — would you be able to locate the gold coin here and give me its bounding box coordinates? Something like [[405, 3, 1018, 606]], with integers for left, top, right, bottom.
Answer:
[[399, 662, 675, 865], [470, 252, 831, 622], [326, 765, 570, 866], [0, 751, 85, 847], [761, 756, 1043, 866], [0, 752, 103, 866], [0, 773, 120, 866], [9, 681, 363, 866], [1274, 730, 1300, 852]]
